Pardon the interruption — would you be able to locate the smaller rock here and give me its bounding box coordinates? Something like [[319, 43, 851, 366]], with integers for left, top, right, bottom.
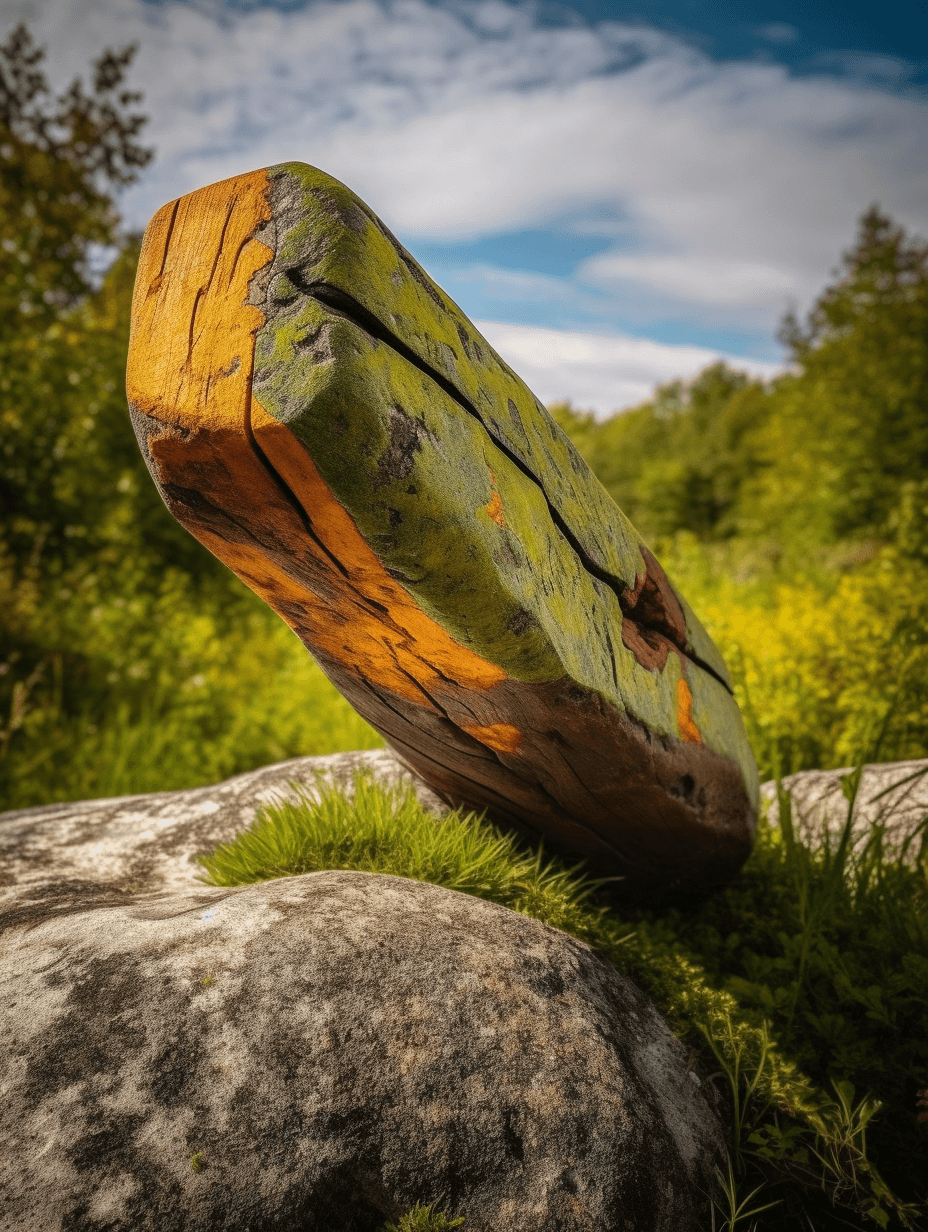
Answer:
[[760, 758, 928, 861], [0, 747, 446, 910]]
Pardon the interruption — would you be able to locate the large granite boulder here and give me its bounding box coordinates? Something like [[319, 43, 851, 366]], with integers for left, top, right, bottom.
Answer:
[[1, 753, 725, 1232]]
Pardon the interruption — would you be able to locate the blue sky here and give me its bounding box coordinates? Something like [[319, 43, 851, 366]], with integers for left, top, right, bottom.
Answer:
[[555, 0, 927, 74], [11, 0, 928, 413], [411, 0, 927, 355]]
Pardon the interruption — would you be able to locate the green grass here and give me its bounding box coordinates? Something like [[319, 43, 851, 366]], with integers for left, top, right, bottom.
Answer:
[[198, 770, 927, 1231], [382, 1204, 464, 1231], [197, 770, 602, 918]]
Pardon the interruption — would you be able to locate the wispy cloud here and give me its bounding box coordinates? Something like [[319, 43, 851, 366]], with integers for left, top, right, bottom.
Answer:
[[809, 51, 918, 85], [581, 252, 797, 309], [9, 0, 925, 403], [754, 23, 799, 45], [477, 320, 782, 415]]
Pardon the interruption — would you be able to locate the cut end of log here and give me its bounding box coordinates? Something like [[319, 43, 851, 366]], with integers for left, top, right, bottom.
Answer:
[[128, 169, 274, 433]]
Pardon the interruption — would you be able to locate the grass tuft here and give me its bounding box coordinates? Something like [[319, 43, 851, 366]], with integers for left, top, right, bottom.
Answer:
[[381, 1203, 464, 1231], [197, 771, 607, 929]]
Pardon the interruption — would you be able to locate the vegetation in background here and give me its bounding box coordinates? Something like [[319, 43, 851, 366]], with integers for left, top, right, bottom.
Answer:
[[657, 539, 928, 782], [2, 18, 926, 1230], [199, 770, 928, 1231], [0, 21, 150, 331], [0, 24, 380, 809]]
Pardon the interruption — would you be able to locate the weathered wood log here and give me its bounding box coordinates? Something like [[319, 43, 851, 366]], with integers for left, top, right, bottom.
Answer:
[[126, 163, 759, 897]]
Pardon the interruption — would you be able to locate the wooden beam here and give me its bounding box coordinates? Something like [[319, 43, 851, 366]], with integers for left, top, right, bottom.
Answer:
[[126, 163, 759, 898]]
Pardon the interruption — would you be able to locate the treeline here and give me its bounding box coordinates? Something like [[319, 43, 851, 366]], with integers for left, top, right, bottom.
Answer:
[[1, 22, 927, 809], [0, 25, 379, 808], [552, 206, 928, 557]]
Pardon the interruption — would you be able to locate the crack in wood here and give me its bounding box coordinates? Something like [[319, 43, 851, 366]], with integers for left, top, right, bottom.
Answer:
[[126, 165, 758, 897], [288, 274, 731, 695]]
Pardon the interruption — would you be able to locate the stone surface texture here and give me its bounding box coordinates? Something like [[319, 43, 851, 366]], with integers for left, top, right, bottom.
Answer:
[[1, 751, 725, 1232], [761, 758, 928, 860], [0, 748, 445, 909]]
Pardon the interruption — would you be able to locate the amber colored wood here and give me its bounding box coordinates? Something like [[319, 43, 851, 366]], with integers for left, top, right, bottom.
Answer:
[[127, 165, 760, 899], [127, 170, 273, 433]]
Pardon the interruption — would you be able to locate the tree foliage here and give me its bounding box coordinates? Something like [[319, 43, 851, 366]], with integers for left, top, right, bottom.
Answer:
[[0, 22, 152, 327], [0, 23, 168, 581], [752, 206, 928, 545], [552, 362, 768, 542], [558, 206, 928, 560]]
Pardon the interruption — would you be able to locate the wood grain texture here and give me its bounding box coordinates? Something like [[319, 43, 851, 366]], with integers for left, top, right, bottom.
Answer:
[[127, 163, 759, 898]]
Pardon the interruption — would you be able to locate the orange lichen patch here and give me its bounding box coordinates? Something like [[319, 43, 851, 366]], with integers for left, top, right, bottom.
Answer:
[[131, 172, 508, 719], [250, 400, 507, 694], [484, 471, 505, 528], [485, 490, 505, 528], [459, 722, 523, 754], [126, 168, 273, 432], [676, 677, 702, 744]]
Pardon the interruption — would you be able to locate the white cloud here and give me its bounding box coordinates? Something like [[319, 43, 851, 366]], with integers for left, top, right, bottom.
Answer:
[[810, 51, 917, 85], [7, 0, 926, 342], [581, 252, 796, 308], [475, 320, 782, 416]]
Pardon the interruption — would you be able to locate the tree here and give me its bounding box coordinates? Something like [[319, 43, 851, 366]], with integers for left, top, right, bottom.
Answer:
[[0, 23, 152, 327], [0, 24, 213, 586], [747, 206, 928, 545], [553, 363, 768, 543], [0, 22, 151, 328]]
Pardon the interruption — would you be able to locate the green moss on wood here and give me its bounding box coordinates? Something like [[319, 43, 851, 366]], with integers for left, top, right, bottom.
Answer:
[[251, 162, 757, 804]]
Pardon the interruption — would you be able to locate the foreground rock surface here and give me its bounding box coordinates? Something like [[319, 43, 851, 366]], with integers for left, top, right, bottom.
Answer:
[[0, 868, 723, 1231], [4, 750, 923, 921], [0, 748, 445, 910]]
